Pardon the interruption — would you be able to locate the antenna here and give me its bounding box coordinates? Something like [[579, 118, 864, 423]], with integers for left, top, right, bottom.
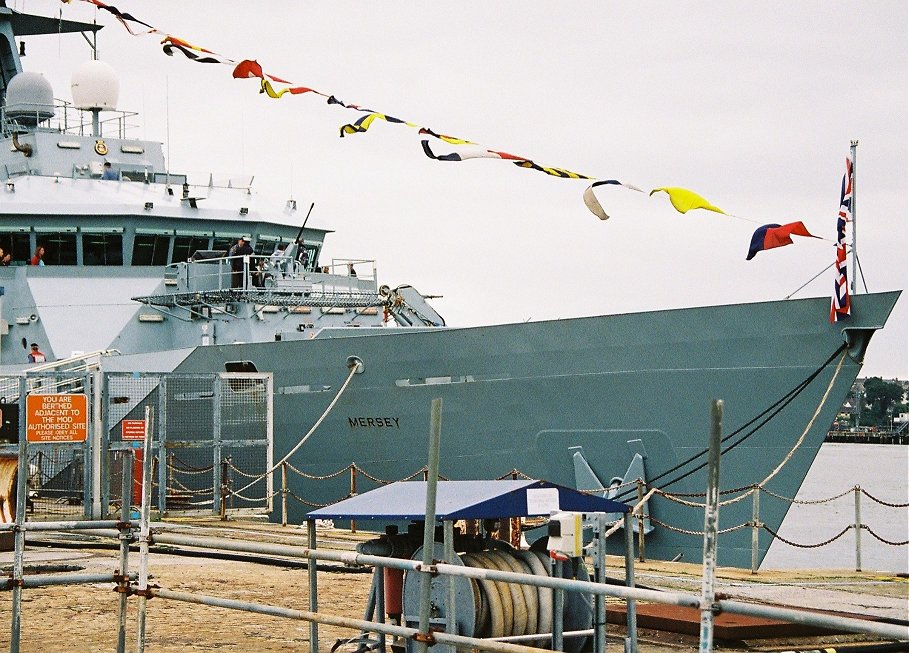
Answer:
[[850, 140, 858, 294], [164, 76, 171, 187]]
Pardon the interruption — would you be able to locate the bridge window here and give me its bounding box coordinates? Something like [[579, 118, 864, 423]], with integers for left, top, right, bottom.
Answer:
[[36, 231, 77, 265], [0, 229, 31, 264], [82, 229, 124, 265], [254, 235, 286, 255], [132, 233, 171, 265], [172, 234, 212, 263], [212, 235, 240, 255]]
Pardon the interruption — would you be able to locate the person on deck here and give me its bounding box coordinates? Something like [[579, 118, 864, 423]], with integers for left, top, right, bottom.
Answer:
[[0, 247, 10, 266], [228, 236, 254, 288], [27, 343, 46, 363], [101, 162, 118, 180], [30, 246, 45, 266]]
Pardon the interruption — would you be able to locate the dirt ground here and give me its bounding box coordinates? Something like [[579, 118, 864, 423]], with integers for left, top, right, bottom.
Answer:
[[1, 519, 905, 652]]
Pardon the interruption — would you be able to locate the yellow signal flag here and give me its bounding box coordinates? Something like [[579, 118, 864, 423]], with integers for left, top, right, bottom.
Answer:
[[649, 187, 726, 215]]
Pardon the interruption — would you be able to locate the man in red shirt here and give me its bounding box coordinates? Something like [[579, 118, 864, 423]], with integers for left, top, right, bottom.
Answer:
[[27, 343, 46, 363]]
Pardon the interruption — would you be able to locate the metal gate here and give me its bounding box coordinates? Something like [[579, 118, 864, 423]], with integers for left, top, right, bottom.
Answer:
[[0, 372, 94, 521], [0, 370, 272, 522], [104, 372, 273, 517]]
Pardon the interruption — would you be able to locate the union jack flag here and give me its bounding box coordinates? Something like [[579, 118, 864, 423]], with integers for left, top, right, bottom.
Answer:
[[830, 155, 852, 322]]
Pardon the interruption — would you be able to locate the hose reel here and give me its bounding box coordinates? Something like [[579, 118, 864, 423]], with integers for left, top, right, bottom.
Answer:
[[400, 542, 591, 653]]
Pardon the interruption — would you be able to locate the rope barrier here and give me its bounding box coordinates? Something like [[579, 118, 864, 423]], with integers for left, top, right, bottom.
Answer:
[[349, 464, 391, 484], [860, 525, 909, 546], [225, 464, 267, 480], [229, 489, 277, 503], [860, 488, 909, 508], [289, 462, 355, 481], [168, 458, 215, 474], [285, 491, 341, 508], [762, 524, 853, 548], [654, 486, 757, 508], [759, 486, 856, 505], [648, 517, 752, 536]]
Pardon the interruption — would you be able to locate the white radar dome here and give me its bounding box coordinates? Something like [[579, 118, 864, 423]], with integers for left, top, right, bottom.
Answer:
[[4, 71, 55, 125], [71, 60, 119, 111]]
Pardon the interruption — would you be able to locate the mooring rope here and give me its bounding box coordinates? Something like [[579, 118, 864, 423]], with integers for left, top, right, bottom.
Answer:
[[647, 350, 848, 507], [226, 360, 362, 501], [613, 344, 848, 502]]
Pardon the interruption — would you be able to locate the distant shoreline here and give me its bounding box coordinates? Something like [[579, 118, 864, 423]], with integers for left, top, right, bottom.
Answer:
[[825, 430, 907, 445]]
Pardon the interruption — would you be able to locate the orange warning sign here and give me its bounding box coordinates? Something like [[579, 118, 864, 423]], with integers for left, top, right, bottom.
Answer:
[[26, 394, 89, 443], [122, 419, 147, 441]]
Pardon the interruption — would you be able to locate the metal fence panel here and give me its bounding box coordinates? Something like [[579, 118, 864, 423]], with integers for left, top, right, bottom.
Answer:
[[102, 372, 272, 518], [0, 373, 92, 521]]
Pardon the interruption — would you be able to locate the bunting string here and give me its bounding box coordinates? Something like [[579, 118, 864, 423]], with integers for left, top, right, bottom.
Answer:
[[60, 0, 846, 267]]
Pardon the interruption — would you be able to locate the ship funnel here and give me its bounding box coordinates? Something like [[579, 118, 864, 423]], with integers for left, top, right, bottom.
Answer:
[[4, 71, 55, 125], [71, 60, 119, 111]]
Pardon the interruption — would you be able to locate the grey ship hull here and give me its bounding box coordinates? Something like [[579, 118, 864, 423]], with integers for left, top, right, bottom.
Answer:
[[164, 290, 900, 567]]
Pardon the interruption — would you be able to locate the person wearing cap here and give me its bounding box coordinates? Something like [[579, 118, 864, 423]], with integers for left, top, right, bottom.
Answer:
[[228, 236, 254, 288], [27, 343, 46, 363]]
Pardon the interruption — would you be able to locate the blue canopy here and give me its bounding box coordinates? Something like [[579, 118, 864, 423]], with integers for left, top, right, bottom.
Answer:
[[308, 479, 629, 521]]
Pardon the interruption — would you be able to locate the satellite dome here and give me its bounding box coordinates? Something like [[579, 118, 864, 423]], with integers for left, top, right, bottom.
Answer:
[[71, 60, 119, 111], [4, 71, 55, 125]]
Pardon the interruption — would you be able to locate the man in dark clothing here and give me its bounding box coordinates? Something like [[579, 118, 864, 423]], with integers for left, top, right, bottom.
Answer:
[[228, 236, 254, 288]]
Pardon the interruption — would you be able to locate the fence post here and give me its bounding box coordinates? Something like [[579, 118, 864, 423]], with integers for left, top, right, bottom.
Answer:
[[213, 374, 223, 517], [91, 370, 103, 519], [281, 462, 288, 527], [636, 479, 646, 563], [417, 398, 443, 653], [750, 486, 761, 574], [136, 406, 155, 653], [552, 557, 565, 652], [9, 377, 28, 653], [854, 485, 862, 572], [699, 399, 723, 653], [157, 376, 168, 516], [623, 511, 638, 653], [510, 470, 521, 549], [116, 451, 134, 653], [220, 457, 229, 521], [350, 465, 357, 534], [307, 519, 318, 653]]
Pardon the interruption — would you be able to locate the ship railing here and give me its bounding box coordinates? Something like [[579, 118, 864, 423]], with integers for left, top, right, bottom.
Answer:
[[1, 99, 140, 140], [168, 255, 377, 296], [17, 349, 121, 397]]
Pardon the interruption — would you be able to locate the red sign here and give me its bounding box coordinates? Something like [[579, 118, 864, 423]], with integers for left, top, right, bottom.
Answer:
[[26, 394, 89, 443], [121, 419, 147, 441]]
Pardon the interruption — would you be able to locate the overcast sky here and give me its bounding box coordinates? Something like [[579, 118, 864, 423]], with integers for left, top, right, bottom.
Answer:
[[17, 0, 909, 378]]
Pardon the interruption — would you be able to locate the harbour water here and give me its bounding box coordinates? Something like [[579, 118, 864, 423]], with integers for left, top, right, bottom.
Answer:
[[762, 443, 909, 573]]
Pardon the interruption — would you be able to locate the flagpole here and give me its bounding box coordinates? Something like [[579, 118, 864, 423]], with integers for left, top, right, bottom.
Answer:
[[850, 140, 858, 294]]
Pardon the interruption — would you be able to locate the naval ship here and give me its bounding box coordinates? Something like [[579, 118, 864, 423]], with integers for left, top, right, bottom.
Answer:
[[0, 5, 900, 566]]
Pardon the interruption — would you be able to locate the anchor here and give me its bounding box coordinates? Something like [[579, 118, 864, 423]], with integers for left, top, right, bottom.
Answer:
[[570, 441, 653, 534]]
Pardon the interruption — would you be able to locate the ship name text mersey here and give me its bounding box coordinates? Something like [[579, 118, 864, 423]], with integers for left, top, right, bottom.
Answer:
[[348, 417, 401, 429]]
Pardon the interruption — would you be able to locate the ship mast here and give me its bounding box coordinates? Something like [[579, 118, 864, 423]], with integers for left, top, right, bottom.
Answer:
[[850, 139, 858, 294]]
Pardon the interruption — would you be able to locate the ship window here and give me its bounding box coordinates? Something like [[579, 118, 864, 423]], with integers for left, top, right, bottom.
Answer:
[[172, 235, 212, 263], [254, 238, 285, 255], [132, 234, 170, 266], [301, 244, 319, 270], [212, 236, 238, 255], [0, 231, 31, 265], [38, 233, 77, 265], [82, 232, 124, 266]]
